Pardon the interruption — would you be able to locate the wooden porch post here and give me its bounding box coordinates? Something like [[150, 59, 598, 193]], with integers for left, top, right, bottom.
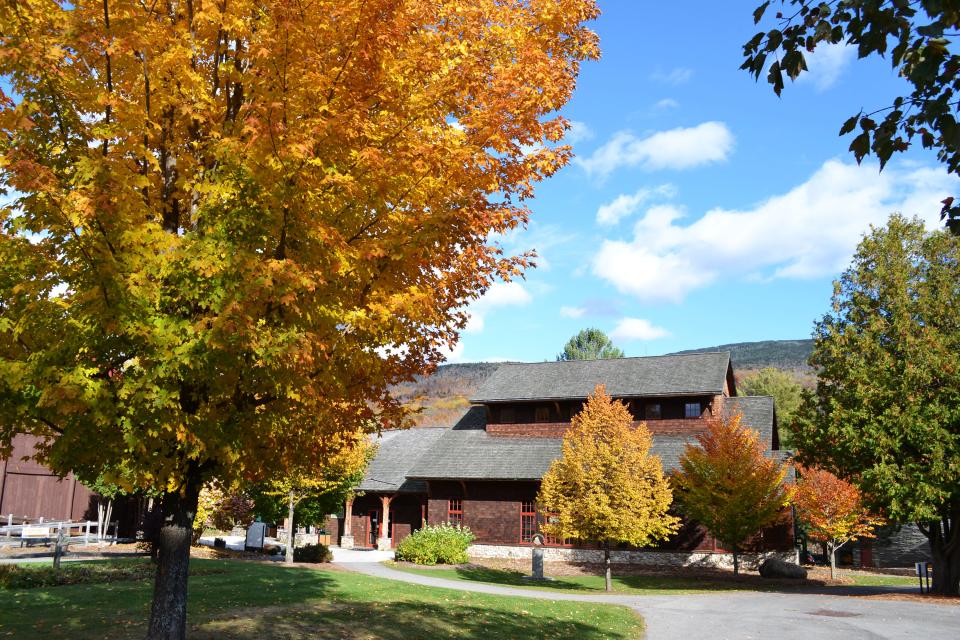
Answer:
[[377, 494, 393, 551], [341, 495, 355, 549]]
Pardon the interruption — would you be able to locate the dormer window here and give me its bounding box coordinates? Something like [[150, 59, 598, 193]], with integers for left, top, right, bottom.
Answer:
[[685, 402, 702, 419], [645, 403, 662, 420], [535, 406, 551, 423], [500, 406, 515, 423]]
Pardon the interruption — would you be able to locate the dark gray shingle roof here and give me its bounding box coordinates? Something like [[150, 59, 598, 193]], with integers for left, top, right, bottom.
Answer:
[[470, 352, 731, 402], [405, 407, 561, 480], [357, 428, 447, 493], [404, 396, 780, 482], [724, 395, 777, 452]]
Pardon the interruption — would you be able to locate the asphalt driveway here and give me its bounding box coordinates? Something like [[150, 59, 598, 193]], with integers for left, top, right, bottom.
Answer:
[[337, 556, 958, 640]]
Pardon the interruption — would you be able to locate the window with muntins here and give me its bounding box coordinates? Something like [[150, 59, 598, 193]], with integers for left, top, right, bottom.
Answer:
[[448, 499, 463, 526], [534, 406, 551, 423], [500, 406, 515, 423], [684, 402, 701, 418], [520, 501, 537, 542]]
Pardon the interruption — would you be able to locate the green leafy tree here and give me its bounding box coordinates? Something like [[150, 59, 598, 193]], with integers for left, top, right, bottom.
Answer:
[[538, 386, 679, 591], [557, 328, 625, 361], [673, 412, 792, 575], [793, 214, 960, 595], [738, 368, 804, 447], [743, 1, 960, 232]]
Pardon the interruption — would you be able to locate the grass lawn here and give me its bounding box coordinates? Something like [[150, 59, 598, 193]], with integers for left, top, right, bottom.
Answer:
[[0, 558, 643, 639], [387, 562, 919, 595]]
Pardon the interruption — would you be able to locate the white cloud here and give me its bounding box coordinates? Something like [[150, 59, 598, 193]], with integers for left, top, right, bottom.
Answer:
[[576, 122, 734, 179], [798, 43, 854, 91], [651, 67, 694, 85], [438, 341, 465, 362], [560, 306, 586, 319], [465, 281, 532, 333], [596, 184, 676, 226], [653, 98, 679, 111], [566, 120, 594, 144], [610, 317, 671, 341], [592, 159, 959, 303]]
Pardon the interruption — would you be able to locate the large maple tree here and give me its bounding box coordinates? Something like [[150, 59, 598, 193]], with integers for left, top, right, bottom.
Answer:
[[0, 1, 599, 637]]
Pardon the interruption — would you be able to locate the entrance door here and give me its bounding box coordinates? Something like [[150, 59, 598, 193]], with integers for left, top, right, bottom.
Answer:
[[368, 510, 380, 546]]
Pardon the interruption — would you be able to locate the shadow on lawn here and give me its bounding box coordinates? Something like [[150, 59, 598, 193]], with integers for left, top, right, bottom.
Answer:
[[436, 564, 915, 597], [446, 565, 747, 592], [192, 599, 636, 640]]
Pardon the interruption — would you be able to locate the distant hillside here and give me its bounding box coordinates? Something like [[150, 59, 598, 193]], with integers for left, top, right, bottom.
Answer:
[[392, 362, 506, 427], [668, 340, 813, 370], [394, 340, 815, 427]]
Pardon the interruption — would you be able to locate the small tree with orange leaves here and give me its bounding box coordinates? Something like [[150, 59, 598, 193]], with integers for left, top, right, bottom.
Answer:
[[673, 412, 792, 575], [538, 386, 679, 591], [793, 466, 885, 579]]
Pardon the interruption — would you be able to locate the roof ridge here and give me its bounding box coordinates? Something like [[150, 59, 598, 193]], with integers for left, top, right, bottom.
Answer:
[[485, 351, 731, 367]]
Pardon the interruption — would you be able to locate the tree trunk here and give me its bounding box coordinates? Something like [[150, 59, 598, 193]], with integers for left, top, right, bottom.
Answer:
[[146, 478, 202, 640], [732, 546, 739, 576], [604, 543, 612, 592], [829, 544, 836, 580], [603, 542, 613, 591], [924, 507, 960, 596], [285, 490, 295, 565]]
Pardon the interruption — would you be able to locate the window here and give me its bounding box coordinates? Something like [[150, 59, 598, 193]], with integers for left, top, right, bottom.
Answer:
[[645, 402, 662, 420], [542, 513, 570, 546], [500, 406, 515, 423], [520, 501, 537, 542], [448, 499, 463, 526], [684, 402, 701, 419], [534, 406, 551, 423]]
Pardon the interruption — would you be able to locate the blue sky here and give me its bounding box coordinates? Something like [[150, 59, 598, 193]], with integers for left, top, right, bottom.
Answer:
[[448, 1, 960, 363]]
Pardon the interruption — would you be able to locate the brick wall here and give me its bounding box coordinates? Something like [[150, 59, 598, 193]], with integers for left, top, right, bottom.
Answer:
[[486, 419, 711, 438]]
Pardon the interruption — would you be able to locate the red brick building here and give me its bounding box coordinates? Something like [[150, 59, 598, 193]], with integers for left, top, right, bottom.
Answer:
[[341, 352, 794, 565]]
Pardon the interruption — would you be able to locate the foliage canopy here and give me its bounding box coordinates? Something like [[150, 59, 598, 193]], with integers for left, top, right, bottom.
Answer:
[[793, 465, 885, 578], [793, 214, 960, 594], [673, 412, 792, 574], [557, 328, 624, 361], [743, 0, 960, 231], [538, 386, 679, 550], [738, 367, 804, 446]]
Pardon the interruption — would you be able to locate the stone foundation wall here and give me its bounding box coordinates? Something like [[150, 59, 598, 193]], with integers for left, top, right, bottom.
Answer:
[[467, 544, 797, 570]]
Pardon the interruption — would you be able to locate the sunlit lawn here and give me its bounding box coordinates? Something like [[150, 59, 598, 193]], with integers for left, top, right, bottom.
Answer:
[[0, 558, 643, 639]]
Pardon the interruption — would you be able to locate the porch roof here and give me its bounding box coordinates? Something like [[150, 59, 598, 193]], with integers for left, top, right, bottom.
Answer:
[[355, 427, 447, 494]]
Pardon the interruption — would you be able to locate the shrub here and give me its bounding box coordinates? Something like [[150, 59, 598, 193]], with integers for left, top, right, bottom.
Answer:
[[293, 543, 333, 563], [394, 523, 474, 565], [0, 562, 156, 589]]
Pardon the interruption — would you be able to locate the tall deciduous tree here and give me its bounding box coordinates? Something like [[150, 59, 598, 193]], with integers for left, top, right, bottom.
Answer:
[[793, 465, 885, 579], [557, 328, 624, 361], [793, 214, 960, 595], [673, 413, 792, 575], [0, 2, 599, 637], [742, 1, 960, 232], [538, 386, 679, 591], [738, 368, 804, 447]]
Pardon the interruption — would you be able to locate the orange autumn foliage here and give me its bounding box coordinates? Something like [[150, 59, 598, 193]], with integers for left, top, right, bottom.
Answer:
[[793, 465, 885, 576]]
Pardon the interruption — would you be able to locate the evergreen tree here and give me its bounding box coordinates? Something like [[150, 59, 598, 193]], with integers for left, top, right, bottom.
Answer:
[[794, 214, 960, 595], [557, 329, 624, 361]]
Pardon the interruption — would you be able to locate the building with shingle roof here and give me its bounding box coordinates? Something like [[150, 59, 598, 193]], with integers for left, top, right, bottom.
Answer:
[[339, 352, 792, 560]]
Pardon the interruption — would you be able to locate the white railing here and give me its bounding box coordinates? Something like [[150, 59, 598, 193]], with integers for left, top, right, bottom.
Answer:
[[0, 516, 118, 547]]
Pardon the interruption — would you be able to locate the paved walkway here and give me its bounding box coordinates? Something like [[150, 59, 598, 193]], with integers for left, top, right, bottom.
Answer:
[[334, 559, 959, 640]]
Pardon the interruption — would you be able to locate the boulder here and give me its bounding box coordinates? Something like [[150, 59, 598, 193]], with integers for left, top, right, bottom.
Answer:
[[758, 557, 808, 580]]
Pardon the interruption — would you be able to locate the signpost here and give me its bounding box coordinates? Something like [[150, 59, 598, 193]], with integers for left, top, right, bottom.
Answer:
[[245, 522, 268, 552], [915, 561, 932, 594]]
